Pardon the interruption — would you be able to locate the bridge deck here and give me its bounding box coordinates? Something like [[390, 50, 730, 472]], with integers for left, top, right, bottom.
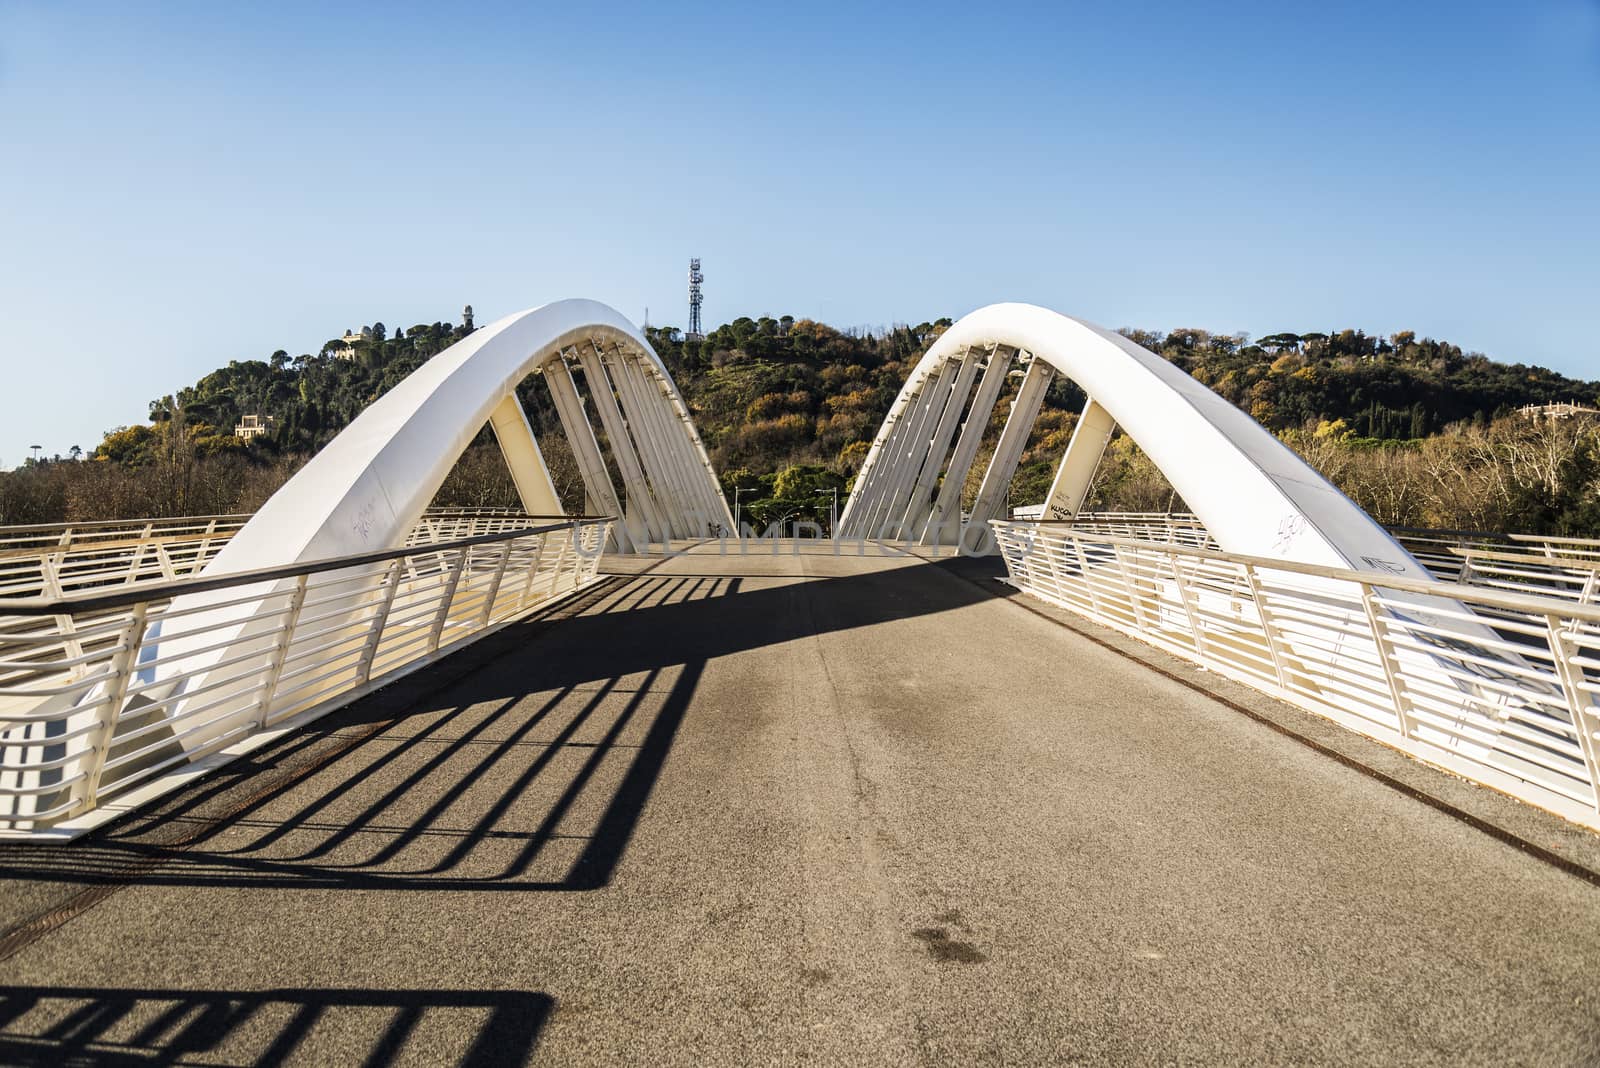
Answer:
[[1, 543, 1598, 1065]]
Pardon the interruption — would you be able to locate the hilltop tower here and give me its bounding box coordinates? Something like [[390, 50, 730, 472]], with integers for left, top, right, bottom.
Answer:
[[687, 258, 704, 340]]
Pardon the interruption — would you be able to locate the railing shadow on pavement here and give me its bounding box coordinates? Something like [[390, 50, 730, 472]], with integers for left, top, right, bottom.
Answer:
[[0, 556, 1006, 897], [0, 984, 552, 1066]]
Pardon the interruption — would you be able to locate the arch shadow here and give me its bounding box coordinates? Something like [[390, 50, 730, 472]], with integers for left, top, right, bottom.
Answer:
[[0, 556, 1007, 900], [0, 983, 552, 1066]]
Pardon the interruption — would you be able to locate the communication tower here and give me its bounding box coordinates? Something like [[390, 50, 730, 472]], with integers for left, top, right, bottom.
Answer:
[[687, 258, 704, 340]]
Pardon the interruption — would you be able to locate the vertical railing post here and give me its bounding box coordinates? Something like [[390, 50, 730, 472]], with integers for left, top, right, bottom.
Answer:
[[1054, 531, 1081, 603], [427, 549, 467, 655], [1544, 613, 1600, 814], [989, 524, 1013, 580], [998, 526, 1019, 585], [124, 524, 152, 584], [477, 538, 515, 627], [73, 601, 148, 815], [1244, 563, 1291, 691], [252, 574, 309, 730], [1071, 535, 1107, 619], [41, 554, 86, 677], [1166, 550, 1207, 658], [1111, 543, 1151, 631], [575, 523, 601, 584], [193, 517, 219, 574], [1359, 584, 1416, 740], [590, 521, 611, 580], [356, 559, 404, 684], [1578, 568, 1599, 608], [546, 525, 574, 598], [1021, 527, 1049, 598], [1043, 527, 1068, 601], [155, 542, 178, 581], [517, 533, 549, 609]]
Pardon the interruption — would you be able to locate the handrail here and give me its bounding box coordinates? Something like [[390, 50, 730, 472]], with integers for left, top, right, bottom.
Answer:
[[1388, 523, 1600, 548], [990, 518, 1600, 831], [1036, 513, 1600, 552], [1, 513, 615, 836], [0, 516, 615, 617], [418, 507, 536, 516], [1427, 545, 1600, 567], [0, 527, 245, 564], [991, 520, 1600, 625], [0, 506, 556, 547], [0, 513, 254, 537]]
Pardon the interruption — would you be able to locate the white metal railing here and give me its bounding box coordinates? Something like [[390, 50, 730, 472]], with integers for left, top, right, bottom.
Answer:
[[405, 509, 550, 543], [1057, 511, 1217, 548], [0, 516, 611, 837], [0, 513, 253, 554], [1389, 526, 1600, 607], [0, 509, 552, 601], [992, 520, 1600, 830], [1051, 512, 1600, 606], [0, 514, 251, 600]]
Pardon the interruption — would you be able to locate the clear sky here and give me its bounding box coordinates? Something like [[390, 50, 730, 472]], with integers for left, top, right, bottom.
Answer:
[[2, 1, 1597, 466]]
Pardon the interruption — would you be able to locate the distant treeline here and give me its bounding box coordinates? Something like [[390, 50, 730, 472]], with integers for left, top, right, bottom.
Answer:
[[3, 314, 1598, 537]]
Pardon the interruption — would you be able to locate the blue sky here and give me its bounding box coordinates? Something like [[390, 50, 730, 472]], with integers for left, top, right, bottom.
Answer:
[[2, 1, 1597, 466]]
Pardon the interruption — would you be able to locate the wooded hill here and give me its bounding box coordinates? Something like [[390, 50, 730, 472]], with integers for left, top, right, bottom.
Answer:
[[90, 315, 1600, 472], [4, 312, 1598, 535]]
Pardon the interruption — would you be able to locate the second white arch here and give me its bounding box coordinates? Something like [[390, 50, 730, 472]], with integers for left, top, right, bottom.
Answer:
[[838, 302, 1429, 581]]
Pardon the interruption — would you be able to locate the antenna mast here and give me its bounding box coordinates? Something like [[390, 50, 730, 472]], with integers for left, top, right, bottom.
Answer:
[[687, 258, 704, 340]]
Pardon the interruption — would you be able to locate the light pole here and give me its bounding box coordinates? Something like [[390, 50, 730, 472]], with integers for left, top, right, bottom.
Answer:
[[734, 486, 753, 535], [818, 487, 839, 536]]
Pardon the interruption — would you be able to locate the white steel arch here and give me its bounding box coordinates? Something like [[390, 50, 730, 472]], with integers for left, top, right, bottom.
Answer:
[[839, 302, 1429, 580], [140, 300, 731, 755], [840, 304, 1583, 805], [214, 298, 730, 566]]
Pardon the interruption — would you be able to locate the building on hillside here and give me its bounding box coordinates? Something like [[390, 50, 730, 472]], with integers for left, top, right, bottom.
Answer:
[[234, 414, 276, 441], [1516, 400, 1600, 421], [333, 330, 364, 360]]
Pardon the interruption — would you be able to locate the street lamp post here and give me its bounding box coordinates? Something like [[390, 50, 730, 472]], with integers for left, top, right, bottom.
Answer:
[[734, 486, 753, 536], [818, 487, 839, 537]]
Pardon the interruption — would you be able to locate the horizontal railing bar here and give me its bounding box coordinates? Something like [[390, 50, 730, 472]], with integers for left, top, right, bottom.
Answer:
[[993, 522, 1600, 625], [0, 530, 240, 565], [0, 774, 88, 802], [0, 719, 106, 756], [994, 520, 1600, 827], [0, 511, 612, 835], [0, 518, 611, 617], [0, 505, 573, 544], [99, 722, 258, 790], [1389, 523, 1600, 549], [0, 513, 251, 538]]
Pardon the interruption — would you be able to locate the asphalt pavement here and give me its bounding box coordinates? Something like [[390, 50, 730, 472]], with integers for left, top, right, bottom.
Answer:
[[1, 542, 1598, 1066]]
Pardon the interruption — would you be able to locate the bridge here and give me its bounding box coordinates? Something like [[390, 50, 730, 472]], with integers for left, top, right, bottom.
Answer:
[[2, 302, 1599, 1064]]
